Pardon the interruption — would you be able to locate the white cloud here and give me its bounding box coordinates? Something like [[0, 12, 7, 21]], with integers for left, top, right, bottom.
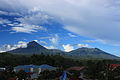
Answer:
[[0, 41, 28, 52], [0, 18, 11, 24], [82, 39, 110, 45], [16, 12, 52, 25], [11, 23, 46, 33], [0, 10, 53, 33], [82, 40, 98, 43], [1, 0, 120, 44], [44, 45, 56, 49], [33, 40, 47, 45], [63, 44, 74, 52], [39, 36, 51, 39], [49, 34, 59, 45], [8, 23, 19, 26], [33, 40, 38, 42], [0, 51, 5, 53], [0, 10, 21, 16], [17, 41, 27, 48], [77, 44, 89, 48], [68, 33, 77, 37], [0, 10, 8, 15], [62, 43, 90, 52], [39, 41, 47, 45], [9, 10, 55, 33]]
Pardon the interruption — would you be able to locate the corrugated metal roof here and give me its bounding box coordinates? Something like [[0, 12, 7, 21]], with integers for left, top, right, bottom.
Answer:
[[14, 64, 38, 69], [14, 64, 56, 69]]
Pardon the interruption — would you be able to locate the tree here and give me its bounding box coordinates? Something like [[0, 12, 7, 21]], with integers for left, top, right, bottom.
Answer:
[[16, 70, 27, 80]]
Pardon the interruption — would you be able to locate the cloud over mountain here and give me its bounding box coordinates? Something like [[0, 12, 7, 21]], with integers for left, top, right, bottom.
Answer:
[[63, 44, 74, 52], [0, 41, 27, 52], [0, 0, 120, 45], [1, 0, 120, 56]]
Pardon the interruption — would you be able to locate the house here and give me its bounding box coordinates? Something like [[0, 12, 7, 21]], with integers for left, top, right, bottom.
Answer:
[[66, 66, 85, 79], [14, 64, 38, 73], [37, 64, 56, 73], [110, 64, 120, 68], [14, 64, 57, 79], [0, 68, 6, 72]]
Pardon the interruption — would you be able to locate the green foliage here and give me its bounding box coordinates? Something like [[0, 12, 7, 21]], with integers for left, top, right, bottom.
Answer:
[[0, 52, 30, 67], [84, 60, 120, 80], [0, 52, 82, 68], [16, 70, 27, 80], [1, 52, 120, 80], [37, 69, 63, 80], [30, 53, 81, 68], [0, 66, 16, 80]]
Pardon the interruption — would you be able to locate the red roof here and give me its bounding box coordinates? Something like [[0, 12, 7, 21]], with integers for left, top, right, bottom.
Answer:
[[110, 64, 120, 68], [66, 66, 85, 71]]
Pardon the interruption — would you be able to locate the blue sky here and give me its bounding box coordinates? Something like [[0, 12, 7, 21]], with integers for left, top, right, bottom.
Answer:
[[0, 0, 120, 56]]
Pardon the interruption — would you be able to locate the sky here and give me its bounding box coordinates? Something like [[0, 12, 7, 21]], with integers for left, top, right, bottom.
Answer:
[[0, 0, 120, 56]]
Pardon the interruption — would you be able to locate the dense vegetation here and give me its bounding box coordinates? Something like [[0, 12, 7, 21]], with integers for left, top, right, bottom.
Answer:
[[0, 52, 120, 68], [1, 52, 120, 80], [0, 52, 82, 68]]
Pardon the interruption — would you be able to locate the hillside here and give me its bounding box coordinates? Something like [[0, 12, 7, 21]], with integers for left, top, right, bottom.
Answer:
[[7, 41, 120, 60], [67, 47, 120, 60], [8, 41, 64, 55]]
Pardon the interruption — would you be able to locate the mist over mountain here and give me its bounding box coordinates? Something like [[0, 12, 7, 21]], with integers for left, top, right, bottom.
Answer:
[[7, 41, 120, 60]]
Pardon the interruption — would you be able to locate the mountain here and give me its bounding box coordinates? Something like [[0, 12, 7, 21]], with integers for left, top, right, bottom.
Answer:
[[8, 41, 64, 55], [27, 41, 46, 50], [7, 41, 120, 60], [67, 47, 120, 59]]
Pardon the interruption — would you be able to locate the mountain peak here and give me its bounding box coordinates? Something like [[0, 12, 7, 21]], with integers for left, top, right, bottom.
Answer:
[[28, 41, 39, 46], [27, 41, 46, 49]]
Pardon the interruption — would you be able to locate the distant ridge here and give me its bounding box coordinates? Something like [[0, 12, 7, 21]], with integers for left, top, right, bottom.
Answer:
[[67, 47, 120, 59], [7, 41, 120, 60]]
